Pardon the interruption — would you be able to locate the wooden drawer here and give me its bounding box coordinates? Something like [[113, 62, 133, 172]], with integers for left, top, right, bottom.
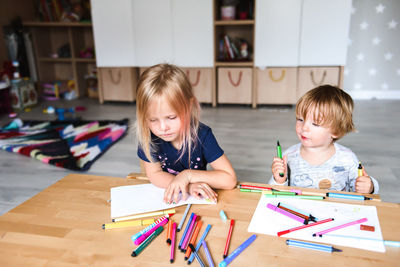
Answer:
[[98, 67, 138, 103], [218, 67, 252, 104], [256, 67, 297, 104], [182, 68, 213, 104], [297, 67, 341, 100]]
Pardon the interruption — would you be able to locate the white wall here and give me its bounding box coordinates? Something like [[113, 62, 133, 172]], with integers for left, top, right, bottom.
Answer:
[[344, 0, 400, 99]]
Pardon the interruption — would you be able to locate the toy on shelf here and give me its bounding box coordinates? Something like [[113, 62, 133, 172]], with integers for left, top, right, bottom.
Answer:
[[43, 106, 86, 121], [79, 47, 94, 58], [41, 80, 77, 100]]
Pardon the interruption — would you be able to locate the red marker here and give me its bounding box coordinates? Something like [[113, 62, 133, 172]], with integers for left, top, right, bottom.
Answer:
[[223, 219, 235, 258], [277, 218, 334, 237], [238, 184, 272, 191]]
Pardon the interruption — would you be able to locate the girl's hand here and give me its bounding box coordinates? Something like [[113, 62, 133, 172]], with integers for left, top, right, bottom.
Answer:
[[355, 168, 374, 194], [189, 183, 218, 203], [163, 171, 190, 204], [271, 155, 287, 184]]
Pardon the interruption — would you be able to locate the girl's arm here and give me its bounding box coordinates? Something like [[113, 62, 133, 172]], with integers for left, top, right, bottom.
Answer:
[[142, 160, 176, 188], [179, 154, 237, 189]]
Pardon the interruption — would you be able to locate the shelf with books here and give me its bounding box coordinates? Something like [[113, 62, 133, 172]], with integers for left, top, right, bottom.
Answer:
[[24, 22, 96, 98], [213, 0, 255, 106]]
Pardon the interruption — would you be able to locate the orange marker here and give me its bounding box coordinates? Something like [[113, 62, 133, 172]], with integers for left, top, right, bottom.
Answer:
[[166, 219, 173, 244], [184, 220, 203, 260]]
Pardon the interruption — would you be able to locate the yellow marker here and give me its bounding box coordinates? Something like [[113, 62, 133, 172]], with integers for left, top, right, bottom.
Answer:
[[112, 209, 176, 222], [358, 161, 363, 177], [103, 218, 154, 229]]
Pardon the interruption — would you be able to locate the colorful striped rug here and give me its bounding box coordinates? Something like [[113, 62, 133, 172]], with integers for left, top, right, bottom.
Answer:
[[0, 119, 129, 170]]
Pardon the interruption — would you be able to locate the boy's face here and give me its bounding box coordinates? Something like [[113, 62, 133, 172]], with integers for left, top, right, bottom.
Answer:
[[295, 108, 337, 149], [147, 98, 182, 148]]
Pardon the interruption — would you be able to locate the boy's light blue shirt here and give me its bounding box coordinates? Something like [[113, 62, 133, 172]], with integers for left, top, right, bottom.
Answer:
[[268, 143, 379, 194]]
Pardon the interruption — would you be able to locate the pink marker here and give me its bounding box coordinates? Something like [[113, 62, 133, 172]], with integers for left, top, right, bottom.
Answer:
[[170, 222, 177, 263], [181, 214, 198, 251], [134, 216, 169, 245], [313, 217, 368, 237], [267, 203, 307, 224]]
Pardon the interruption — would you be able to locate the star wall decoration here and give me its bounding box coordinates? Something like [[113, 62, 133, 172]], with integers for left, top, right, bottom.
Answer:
[[388, 19, 398, 29], [384, 52, 393, 61], [375, 3, 385, 14], [360, 21, 369, 30]]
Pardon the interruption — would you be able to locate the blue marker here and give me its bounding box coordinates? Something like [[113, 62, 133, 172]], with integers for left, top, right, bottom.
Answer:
[[177, 204, 191, 232], [219, 210, 228, 223], [188, 224, 212, 264], [326, 192, 372, 201], [219, 234, 257, 267], [178, 212, 195, 249], [286, 239, 342, 253]]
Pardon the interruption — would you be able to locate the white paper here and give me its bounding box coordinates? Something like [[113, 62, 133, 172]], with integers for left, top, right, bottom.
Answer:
[[110, 184, 215, 218], [247, 195, 385, 252]]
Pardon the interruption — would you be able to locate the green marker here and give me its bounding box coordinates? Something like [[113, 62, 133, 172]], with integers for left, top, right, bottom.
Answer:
[[131, 225, 164, 257], [264, 194, 325, 200], [240, 188, 263, 193], [277, 140, 284, 177], [263, 191, 297, 196]]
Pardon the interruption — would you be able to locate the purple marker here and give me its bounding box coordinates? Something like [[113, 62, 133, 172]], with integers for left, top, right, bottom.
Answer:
[[267, 203, 308, 224], [181, 214, 198, 251], [202, 240, 214, 267]]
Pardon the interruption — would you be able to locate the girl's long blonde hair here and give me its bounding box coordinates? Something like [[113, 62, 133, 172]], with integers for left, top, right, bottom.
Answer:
[[135, 64, 200, 164]]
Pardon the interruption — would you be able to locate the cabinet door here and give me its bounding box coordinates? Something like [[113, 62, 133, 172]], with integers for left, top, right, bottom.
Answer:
[[299, 0, 352, 66], [256, 67, 297, 104], [218, 68, 252, 104], [92, 0, 136, 67], [297, 67, 340, 100], [172, 0, 213, 67], [255, 0, 301, 67], [133, 0, 173, 66]]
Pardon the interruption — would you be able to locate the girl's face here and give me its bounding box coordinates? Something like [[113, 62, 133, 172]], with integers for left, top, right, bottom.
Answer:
[[295, 108, 337, 149], [147, 98, 182, 148]]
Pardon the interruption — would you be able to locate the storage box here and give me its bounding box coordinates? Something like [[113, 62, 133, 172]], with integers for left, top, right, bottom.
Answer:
[[9, 78, 38, 110], [218, 67, 252, 104], [182, 68, 213, 104], [297, 67, 341, 100], [256, 67, 297, 105], [98, 67, 138, 103]]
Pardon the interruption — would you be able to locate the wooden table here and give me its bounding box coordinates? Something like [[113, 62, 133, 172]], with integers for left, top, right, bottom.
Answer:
[[0, 174, 399, 266]]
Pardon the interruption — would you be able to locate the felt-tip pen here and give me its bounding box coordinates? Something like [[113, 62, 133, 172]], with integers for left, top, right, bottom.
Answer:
[[326, 192, 372, 201], [277, 140, 284, 177], [219, 234, 257, 267], [286, 239, 342, 253], [358, 161, 363, 177]]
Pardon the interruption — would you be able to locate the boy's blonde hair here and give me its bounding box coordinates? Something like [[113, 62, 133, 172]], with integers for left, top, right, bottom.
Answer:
[[135, 64, 200, 163], [295, 85, 355, 140]]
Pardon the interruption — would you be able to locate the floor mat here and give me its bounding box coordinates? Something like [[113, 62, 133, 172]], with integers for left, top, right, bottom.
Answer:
[[0, 119, 129, 170]]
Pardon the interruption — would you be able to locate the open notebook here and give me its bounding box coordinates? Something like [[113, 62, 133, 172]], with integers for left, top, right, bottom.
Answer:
[[110, 183, 215, 218]]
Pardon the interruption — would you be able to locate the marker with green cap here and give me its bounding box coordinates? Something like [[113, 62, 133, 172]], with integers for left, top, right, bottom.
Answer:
[[276, 140, 284, 177], [131, 225, 164, 257]]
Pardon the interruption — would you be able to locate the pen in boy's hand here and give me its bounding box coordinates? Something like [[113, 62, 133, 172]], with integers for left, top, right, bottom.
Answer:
[[277, 140, 284, 177]]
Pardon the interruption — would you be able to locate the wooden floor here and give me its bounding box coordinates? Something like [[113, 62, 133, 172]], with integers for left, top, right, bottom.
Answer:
[[0, 98, 399, 215]]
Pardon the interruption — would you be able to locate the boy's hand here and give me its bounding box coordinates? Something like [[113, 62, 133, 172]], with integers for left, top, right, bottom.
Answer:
[[163, 171, 190, 204], [189, 183, 218, 203], [355, 168, 374, 194], [271, 155, 287, 184]]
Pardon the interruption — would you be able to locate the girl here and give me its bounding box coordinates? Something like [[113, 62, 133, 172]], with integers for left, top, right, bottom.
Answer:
[[270, 85, 379, 194], [136, 64, 237, 204]]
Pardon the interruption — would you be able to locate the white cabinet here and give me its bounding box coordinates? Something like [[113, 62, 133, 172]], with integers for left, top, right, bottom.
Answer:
[[92, 0, 213, 67], [299, 0, 352, 66], [172, 0, 213, 67], [255, 0, 351, 67], [255, 0, 301, 67], [92, 0, 136, 67], [133, 0, 173, 66]]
